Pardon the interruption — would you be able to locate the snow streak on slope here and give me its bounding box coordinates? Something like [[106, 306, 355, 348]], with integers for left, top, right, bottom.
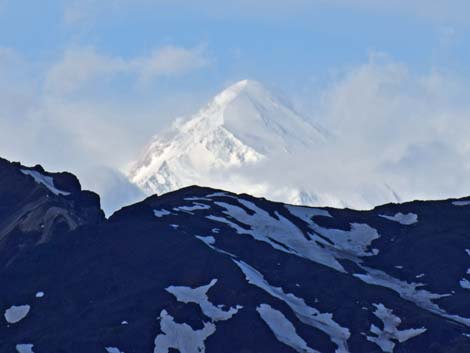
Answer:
[[379, 213, 418, 225], [21, 169, 70, 196], [257, 304, 319, 353], [153, 309, 215, 353], [234, 260, 351, 353], [4, 305, 30, 324], [166, 279, 242, 322], [366, 304, 427, 353], [200, 195, 470, 330]]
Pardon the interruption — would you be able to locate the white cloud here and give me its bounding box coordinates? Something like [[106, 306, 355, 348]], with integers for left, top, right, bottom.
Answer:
[[307, 54, 470, 203], [0, 45, 210, 213], [203, 53, 470, 208], [45, 47, 126, 94], [45, 45, 210, 94], [133, 45, 210, 83]]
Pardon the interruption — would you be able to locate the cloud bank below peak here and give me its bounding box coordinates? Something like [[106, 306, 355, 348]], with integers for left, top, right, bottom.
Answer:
[[1, 46, 470, 212], [128, 53, 470, 210]]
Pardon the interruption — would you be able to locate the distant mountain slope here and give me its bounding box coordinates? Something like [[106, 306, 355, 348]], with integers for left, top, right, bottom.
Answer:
[[1, 157, 470, 352]]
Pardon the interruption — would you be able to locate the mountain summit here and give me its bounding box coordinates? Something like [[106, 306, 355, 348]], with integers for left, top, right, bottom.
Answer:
[[195, 79, 329, 153], [127, 80, 330, 204]]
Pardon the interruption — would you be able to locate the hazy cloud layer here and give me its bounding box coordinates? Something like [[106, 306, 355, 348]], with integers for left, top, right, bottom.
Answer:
[[1, 42, 470, 212], [0, 44, 211, 214], [242, 54, 470, 206], [45, 45, 210, 94], [164, 53, 470, 209]]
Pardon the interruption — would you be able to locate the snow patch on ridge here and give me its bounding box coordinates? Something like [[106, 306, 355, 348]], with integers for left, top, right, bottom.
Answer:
[[166, 279, 242, 322], [105, 348, 125, 353], [366, 303, 427, 352], [234, 260, 351, 353], [203, 195, 470, 330], [153, 310, 215, 353], [4, 305, 30, 324], [195, 235, 236, 257], [379, 213, 418, 225], [257, 304, 319, 353], [460, 279, 470, 290], [285, 205, 332, 221], [310, 222, 380, 257], [453, 200, 470, 206], [154, 209, 171, 218], [173, 202, 210, 213], [208, 198, 381, 274], [354, 267, 470, 327], [16, 344, 35, 353], [21, 169, 70, 196], [209, 199, 345, 272], [196, 235, 216, 245]]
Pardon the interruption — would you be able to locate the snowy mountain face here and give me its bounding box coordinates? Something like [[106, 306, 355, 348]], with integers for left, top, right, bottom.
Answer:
[[2, 158, 470, 353], [127, 80, 343, 207]]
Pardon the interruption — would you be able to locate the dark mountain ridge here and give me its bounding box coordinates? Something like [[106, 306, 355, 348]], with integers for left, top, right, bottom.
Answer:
[[0, 157, 104, 269], [1, 157, 470, 353]]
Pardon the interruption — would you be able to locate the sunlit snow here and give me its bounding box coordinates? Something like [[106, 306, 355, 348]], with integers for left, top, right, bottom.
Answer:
[[379, 213, 418, 225], [354, 268, 470, 327], [235, 259, 350, 353], [452, 200, 470, 206], [153, 209, 171, 218], [366, 304, 426, 352], [105, 347, 125, 353], [166, 279, 242, 321], [209, 200, 345, 272], [4, 305, 30, 324], [16, 344, 35, 353], [153, 310, 215, 353], [460, 279, 470, 290], [21, 169, 70, 196], [173, 202, 210, 213], [257, 304, 319, 353]]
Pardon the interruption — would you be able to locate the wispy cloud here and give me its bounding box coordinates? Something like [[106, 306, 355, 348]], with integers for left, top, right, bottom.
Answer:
[[1, 42, 470, 211], [194, 53, 470, 208], [133, 45, 210, 83], [0, 44, 211, 213], [45, 45, 210, 94], [296, 53, 470, 204]]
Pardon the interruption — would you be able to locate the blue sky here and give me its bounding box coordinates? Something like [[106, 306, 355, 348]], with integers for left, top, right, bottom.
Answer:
[[1, 0, 470, 211], [1, 1, 468, 84]]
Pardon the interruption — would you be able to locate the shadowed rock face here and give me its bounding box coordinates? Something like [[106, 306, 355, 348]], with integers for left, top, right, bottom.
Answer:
[[1, 157, 470, 353], [0, 158, 105, 268]]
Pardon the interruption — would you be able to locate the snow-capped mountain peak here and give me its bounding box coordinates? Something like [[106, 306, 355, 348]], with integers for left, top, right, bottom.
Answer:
[[212, 79, 255, 106], [127, 80, 329, 198], [181, 79, 327, 152]]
